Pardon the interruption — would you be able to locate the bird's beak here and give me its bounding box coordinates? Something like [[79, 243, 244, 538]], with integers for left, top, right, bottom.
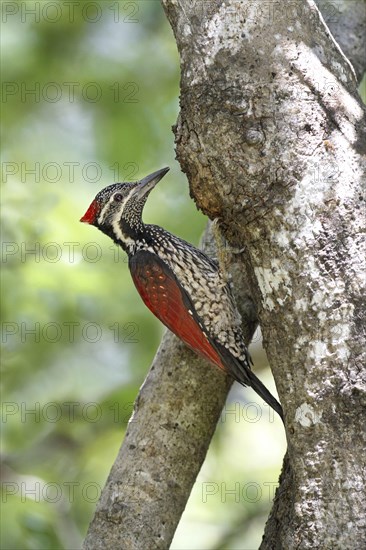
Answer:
[[133, 167, 170, 200], [80, 200, 100, 224]]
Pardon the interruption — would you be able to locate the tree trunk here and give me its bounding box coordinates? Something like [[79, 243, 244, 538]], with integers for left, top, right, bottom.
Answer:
[[84, 0, 366, 548], [162, 0, 366, 548]]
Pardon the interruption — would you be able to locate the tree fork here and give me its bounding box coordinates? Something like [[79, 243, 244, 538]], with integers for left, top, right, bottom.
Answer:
[[163, 0, 366, 548]]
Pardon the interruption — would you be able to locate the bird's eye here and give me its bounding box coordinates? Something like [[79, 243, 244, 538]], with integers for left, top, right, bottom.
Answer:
[[114, 193, 123, 202]]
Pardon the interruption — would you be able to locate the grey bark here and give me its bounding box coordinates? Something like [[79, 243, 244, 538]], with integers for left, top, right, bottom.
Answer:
[[315, 0, 366, 82], [84, 0, 366, 548]]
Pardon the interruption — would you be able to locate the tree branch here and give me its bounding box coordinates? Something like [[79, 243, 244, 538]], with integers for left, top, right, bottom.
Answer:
[[315, 0, 366, 82], [83, 226, 258, 549]]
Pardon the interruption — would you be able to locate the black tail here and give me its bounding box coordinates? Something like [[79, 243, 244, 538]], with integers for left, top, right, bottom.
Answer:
[[246, 368, 284, 423], [213, 343, 284, 422]]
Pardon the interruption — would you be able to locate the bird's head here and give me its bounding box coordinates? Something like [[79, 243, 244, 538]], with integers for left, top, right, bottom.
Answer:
[[80, 167, 169, 250]]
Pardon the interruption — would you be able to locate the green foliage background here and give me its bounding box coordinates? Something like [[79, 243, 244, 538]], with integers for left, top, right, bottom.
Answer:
[[1, 2, 285, 548]]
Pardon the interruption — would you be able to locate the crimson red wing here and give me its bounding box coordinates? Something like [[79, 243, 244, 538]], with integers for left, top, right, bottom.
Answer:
[[129, 250, 224, 369], [129, 251, 284, 420]]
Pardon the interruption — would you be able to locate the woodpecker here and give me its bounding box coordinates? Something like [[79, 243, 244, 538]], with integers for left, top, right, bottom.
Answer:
[[80, 168, 283, 421]]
